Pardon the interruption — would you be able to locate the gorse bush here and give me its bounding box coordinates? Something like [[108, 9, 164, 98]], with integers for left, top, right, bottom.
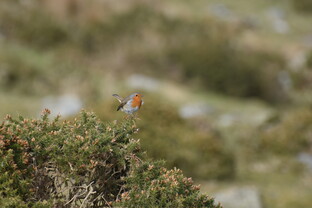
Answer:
[[0, 110, 221, 208], [0, 109, 141, 207], [118, 161, 221, 208]]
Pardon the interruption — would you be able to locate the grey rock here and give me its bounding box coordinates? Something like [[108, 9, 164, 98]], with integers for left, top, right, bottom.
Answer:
[[179, 103, 214, 119], [217, 114, 237, 127], [209, 4, 236, 21], [211, 4, 232, 16], [42, 94, 83, 117], [287, 51, 307, 71], [303, 34, 312, 48], [277, 70, 292, 91], [126, 74, 160, 92], [214, 186, 262, 208], [298, 152, 312, 172], [267, 7, 289, 34], [241, 16, 260, 29]]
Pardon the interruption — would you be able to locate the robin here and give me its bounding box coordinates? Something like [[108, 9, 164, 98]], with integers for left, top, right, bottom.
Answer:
[[112, 93, 144, 115]]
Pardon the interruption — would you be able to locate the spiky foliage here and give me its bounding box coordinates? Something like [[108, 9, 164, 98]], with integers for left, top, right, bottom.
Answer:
[[117, 161, 221, 208], [0, 110, 221, 208]]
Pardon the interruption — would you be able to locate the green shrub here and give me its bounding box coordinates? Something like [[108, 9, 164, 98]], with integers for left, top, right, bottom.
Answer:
[[0, 1, 68, 48], [119, 7, 288, 103], [0, 49, 47, 94], [78, 6, 158, 53], [259, 108, 312, 155], [164, 29, 286, 102], [307, 51, 312, 68], [116, 161, 221, 208], [139, 98, 234, 179], [0, 43, 89, 96], [0, 45, 70, 95], [0, 1, 288, 103], [0, 110, 141, 207], [0, 110, 220, 207], [292, 0, 312, 13]]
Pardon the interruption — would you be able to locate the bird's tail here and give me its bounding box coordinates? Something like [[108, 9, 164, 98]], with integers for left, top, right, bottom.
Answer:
[[112, 94, 123, 103]]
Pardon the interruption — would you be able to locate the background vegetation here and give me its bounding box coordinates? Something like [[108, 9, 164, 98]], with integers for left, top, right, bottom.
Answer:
[[0, 0, 312, 207]]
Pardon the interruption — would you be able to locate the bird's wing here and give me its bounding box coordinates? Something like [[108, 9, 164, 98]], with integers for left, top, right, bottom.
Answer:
[[112, 94, 124, 103], [117, 103, 125, 111], [115, 95, 133, 111]]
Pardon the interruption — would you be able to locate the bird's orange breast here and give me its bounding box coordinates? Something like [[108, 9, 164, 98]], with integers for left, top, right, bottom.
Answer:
[[131, 97, 142, 108]]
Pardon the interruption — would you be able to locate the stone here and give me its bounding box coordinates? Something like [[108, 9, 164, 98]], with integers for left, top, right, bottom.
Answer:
[[287, 51, 307, 71], [126, 74, 160, 92], [42, 94, 82, 117], [214, 186, 262, 208], [297, 152, 312, 172], [277, 70, 292, 91], [217, 114, 237, 128], [179, 103, 214, 119], [303, 34, 312, 48], [267, 7, 289, 34], [209, 4, 234, 21]]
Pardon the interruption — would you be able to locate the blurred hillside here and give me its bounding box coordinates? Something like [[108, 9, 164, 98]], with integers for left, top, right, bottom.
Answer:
[[0, 0, 312, 207]]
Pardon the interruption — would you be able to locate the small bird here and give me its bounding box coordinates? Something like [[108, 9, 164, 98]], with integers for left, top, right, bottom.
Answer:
[[112, 93, 144, 115]]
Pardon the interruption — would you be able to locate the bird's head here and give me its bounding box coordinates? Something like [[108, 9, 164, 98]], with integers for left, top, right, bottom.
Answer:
[[132, 93, 143, 100]]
